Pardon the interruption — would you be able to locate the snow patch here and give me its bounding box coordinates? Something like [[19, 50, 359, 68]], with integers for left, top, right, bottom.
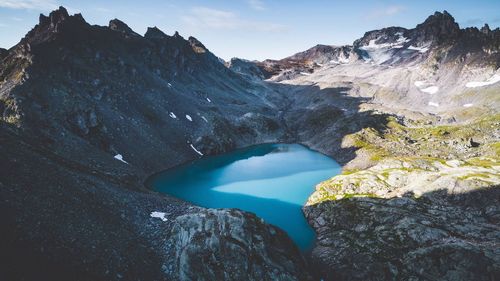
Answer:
[[465, 74, 500, 88], [408, 45, 430, 53], [169, 112, 177, 119], [167, 83, 172, 88], [114, 154, 128, 164], [330, 57, 349, 64], [428, 102, 439, 107], [300, 72, 312, 76], [414, 81, 438, 94], [185, 115, 192, 121], [421, 86, 439, 94], [201, 116, 208, 123], [206, 97, 211, 103], [150, 211, 168, 222], [190, 144, 203, 156], [463, 103, 473, 107], [358, 33, 409, 64], [414, 81, 427, 87], [360, 34, 409, 50]]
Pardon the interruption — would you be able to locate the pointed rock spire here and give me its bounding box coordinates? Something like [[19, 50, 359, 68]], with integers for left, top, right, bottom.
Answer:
[[109, 19, 139, 36], [144, 26, 168, 39], [188, 36, 207, 53], [414, 10, 460, 43], [480, 24, 491, 35]]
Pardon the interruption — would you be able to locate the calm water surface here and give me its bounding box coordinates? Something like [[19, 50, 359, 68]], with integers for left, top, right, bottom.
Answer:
[[151, 143, 341, 250]]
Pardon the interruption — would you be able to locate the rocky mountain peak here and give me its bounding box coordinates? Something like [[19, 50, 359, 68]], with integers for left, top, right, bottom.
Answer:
[[173, 31, 183, 39], [109, 19, 139, 36], [144, 26, 168, 39], [39, 6, 69, 26], [38, 6, 86, 29], [481, 23, 491, 35], [20, 6, 87, 46], [414, 10, 460, 43], [188, 36, 207, 53]]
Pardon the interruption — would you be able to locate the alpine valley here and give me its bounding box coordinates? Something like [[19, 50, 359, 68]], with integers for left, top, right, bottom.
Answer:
[[1, 7, 499, 281]]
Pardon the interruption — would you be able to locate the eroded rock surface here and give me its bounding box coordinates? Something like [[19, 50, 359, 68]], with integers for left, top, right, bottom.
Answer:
[[167, 209, 311, 281], [305, 187, 499, 281]]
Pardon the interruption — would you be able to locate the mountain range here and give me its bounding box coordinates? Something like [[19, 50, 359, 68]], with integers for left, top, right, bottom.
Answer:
[[1, 6, 499, 281]]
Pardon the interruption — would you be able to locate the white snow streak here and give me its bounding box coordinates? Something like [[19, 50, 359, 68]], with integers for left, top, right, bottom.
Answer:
[[300, 72, 312, 76], [414, 81, 427, 87], [330, 57, 349, 64], [421, 86, 439, 94], [465, 74, 500, 88], [206, 97, 211, 102], [408, 45, 430, 53], [463, 103, 473, 107], [169, 112, 177, 119], [190, 144, 203, 156], [185, 115, 192, 121], [114, 154, 128, 164], [414, 81, 438, 94], [428, 102, 440, 107], [150, 211, 168, 222], [201, 116, 208, 123], [358, 33, 409, 64]]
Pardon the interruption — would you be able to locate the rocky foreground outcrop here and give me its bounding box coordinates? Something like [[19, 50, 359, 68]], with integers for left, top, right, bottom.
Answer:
[[305, 186, 499, 280]]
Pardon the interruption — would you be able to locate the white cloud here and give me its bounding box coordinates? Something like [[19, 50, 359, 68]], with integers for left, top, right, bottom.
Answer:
[[95, 7, 112, 13], [182, 6, 285, 32], [384, 5, 405, 15], [0, 0, 58, 10], [367, 5, 406, 19], [247, 0, 265, 11]]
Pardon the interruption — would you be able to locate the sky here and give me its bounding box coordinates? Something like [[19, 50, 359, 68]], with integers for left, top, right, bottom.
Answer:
[[0, 0, 499, 61]]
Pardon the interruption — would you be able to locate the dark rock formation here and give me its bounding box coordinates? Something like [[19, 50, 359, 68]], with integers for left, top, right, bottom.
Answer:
[[227, 58, 268, 80], [413, 11, 460, 44], [304, 188, 500, 280], [0, 7, 310, 281], [109, 18, 139, 37], [168, 209, 311, 281], [0, 48, 7, 60], [144, 26, 168, 39]]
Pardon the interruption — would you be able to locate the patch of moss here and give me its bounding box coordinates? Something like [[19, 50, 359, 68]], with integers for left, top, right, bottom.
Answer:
[[465, 157, 497, 168], [458, 173, 495, 180], [342, 168, 360, 175], [342, 193, 377, 199]]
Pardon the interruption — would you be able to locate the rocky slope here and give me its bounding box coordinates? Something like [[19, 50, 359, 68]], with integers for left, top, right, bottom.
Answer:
[[238, 10, 500, 281], [1, 6, 499, 281], [0, 7, 311, 281], [242, 11, 499, 118]]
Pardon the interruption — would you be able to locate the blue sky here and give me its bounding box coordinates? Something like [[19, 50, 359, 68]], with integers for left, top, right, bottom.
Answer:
[[0, 0, 499, 60]]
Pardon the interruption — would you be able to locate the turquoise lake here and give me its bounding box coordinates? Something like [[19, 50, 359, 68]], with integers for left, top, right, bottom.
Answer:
[[151, 143, 341, 250]]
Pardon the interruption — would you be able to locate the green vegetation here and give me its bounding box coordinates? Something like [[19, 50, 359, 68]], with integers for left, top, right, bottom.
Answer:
[[309, 113, 500, 206]]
